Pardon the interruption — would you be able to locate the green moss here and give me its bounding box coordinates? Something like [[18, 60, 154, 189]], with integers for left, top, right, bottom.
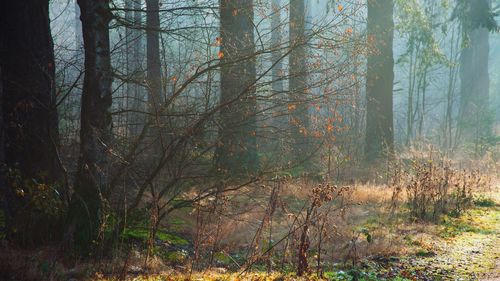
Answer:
[[162, 250, 188, 264], [213, 251, 233, 265], [157, 232, 189, 245], [439, 207, 499, 238], [415, 249, 435, 257], [439, 219, 481, 238], [121, 228, 189, 246], [474, 196, 497, 207]]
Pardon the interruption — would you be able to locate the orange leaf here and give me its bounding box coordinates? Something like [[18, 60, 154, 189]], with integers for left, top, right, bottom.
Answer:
[[215, 36, 222, 46], [337, 4, 343, 12], [217, 51, 224, 59]]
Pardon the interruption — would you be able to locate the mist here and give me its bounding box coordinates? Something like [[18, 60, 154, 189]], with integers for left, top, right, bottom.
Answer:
[[0, 0, 499, 279]]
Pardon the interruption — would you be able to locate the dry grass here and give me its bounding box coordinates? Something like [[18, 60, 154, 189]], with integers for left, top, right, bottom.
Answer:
[[164, 180, 411, 269], [2, 164, 498, 280]]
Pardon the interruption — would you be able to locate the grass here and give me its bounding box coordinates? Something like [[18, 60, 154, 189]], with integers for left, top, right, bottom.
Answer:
[[439, 207, 498, 238], [4, 182, 498, 281], [80, 187, 500, 281]]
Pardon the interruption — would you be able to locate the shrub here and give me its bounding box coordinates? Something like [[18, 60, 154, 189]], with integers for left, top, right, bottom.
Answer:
[[390, 159, 487, 221]]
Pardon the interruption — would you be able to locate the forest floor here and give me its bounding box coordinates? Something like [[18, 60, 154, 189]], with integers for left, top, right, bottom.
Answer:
[[94, 186, 500, 281], [3, 182, 499, 280]]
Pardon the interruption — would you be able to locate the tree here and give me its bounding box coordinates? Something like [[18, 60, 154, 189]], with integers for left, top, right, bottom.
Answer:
[[289, 0, 310, 163], [0, 0, 64, 244], [75, 0, 84, 51], [364, 0, 395, 162], [146, 0, 163, 115], [395, 0, 448, 146], [266, 0, 288, 157], [125, 0, 144, 136], [67, 0, 113, 254], [271, 0, 284, 103], [145, 0, 166, 173], [216, 0, 258, 175], [0, 66, 5, 236], [457, 0, 493, 146]]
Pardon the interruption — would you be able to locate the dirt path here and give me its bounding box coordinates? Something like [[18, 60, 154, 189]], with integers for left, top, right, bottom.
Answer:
[[480, 189, 500, 281], [391, 189, 500, 281], [435, 191, 500, 280]]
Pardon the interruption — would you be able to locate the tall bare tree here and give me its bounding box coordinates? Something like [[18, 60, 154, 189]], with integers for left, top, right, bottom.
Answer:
[[365, 0, 395, 162], [0, 0, 63, 244], [270, 0, 287, 147], [271, 0, 284, 98], [216, 0, 259, 175], [289, 0, 311, 163], [458, 0, 492, 145], [68, 0, 113, 254], [146, 0, 163, 114], [126, 0, 144, 136]]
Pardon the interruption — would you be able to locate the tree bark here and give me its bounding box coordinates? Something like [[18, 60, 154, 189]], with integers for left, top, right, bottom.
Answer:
[[289, 0, 311, 163], [146, 0, 163, 114], [75, 0, 84, 51], [216, 0, 258, 175], [145, 0, 166, 169], [458, 0, 491, 145], [365, 0, 395, 162], [68, 0, 113, 255], [126, 0, 144, 136], [270, 0, 287, 146], [0, 0, 63, 244], [0, 66, 5, 237], [271, 0, 284, 98]]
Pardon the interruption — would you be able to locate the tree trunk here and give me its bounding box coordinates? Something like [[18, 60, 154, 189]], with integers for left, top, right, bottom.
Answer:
[[216, 0, 258, 175], [458, 0, 491, 146], [68, 0, 113, 255], [289, 0, 310, 163], [145, 0, 166, 170], [271, 0, 284, 101], [75, 0, 84, 51], [0, 66, 5, 237], [365, 0, 395, 162], [271, 0, 286, 136], [146, 0, 163, 115], [126, 0, 144, 136], [0, 0, 63, 244]]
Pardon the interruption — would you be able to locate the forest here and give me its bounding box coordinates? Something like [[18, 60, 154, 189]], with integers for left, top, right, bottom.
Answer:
[[0, 0, 499, 280]]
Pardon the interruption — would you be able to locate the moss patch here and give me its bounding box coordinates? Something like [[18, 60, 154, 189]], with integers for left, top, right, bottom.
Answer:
[[122, 228, 189, 246]]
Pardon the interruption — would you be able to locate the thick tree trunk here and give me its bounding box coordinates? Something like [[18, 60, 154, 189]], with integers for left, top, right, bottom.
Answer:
[[75, 0, 84, 50], [458, 0, 491, 145], [146, 0, 163, 114], [0, 0, 63, 244], [68, 0, 113, 255], [0, 66, 5, 237], [289, 0, 310, 163], [271, 0, 284, 98], [270, 0, 287, 144], [145, 0, 165, 166], [216, 0, 258, 175], [126, 0, 144, 136], [365, 0, 395, 162]]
